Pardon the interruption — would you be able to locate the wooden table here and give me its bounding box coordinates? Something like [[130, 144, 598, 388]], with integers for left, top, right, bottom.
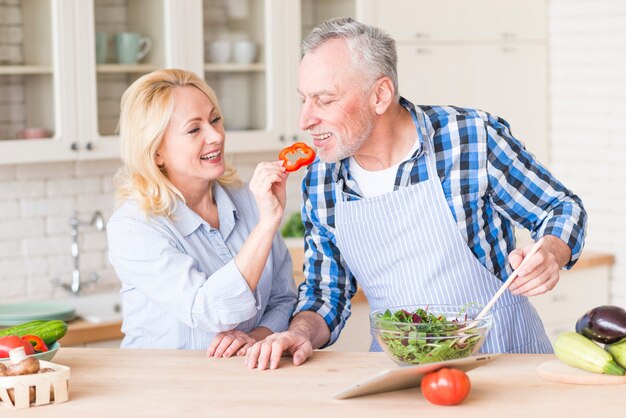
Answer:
[[7, 349, 624, 417]]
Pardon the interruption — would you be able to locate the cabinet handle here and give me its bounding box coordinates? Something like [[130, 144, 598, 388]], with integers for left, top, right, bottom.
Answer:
[[414, 32, 429, 39], [86, 142, 93, 151], [279, 134, 285, 142], [70, 142, 79, 151], [501, 32, 517, 39], [415, 48, 430, 55], [291, 135, 298, 142]]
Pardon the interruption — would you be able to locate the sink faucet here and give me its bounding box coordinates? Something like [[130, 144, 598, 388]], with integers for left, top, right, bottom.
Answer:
[[53, 211, 106, 295]]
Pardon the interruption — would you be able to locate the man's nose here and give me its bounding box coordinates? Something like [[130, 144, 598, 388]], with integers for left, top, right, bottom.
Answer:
[[299, 101, 319, 131]]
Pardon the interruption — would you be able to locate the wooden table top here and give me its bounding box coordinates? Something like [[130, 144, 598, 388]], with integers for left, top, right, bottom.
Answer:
[[6, 348, 624, 417]]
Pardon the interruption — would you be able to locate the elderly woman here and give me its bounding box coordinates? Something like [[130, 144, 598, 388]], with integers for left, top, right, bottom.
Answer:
[[107, 68, 297, 357]]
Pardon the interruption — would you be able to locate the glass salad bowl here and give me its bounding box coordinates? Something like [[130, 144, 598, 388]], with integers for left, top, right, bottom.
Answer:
[[370, 304, 493, 366]]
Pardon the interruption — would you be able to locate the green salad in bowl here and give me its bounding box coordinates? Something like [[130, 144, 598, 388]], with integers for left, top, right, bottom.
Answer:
[[370, 304, 492, 366]]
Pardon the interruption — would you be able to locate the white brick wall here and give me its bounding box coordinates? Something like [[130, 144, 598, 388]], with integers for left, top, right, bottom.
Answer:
[[0, 153, 304, 303], [549, 0, 626, 306], [0, 160, 120, 303]]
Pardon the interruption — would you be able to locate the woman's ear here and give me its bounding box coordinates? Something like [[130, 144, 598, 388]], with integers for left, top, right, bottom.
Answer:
[[155, 151, 163, 166], [370, 76, 395, 115]]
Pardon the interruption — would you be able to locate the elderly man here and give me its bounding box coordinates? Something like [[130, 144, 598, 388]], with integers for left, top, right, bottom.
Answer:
[[246, 18, 586, 369]]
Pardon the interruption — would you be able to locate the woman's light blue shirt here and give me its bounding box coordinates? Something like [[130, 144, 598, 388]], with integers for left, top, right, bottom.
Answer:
[[107, 182, 297, 349]]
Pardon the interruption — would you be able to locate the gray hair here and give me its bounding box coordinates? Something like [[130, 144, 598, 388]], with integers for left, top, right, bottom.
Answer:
[[302, 17, 398, 98]]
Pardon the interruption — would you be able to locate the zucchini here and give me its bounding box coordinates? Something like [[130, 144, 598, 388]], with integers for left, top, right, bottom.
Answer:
[[0, 320, 47, 338], [554, 332, 625, 376], [606, 338, 626, 369], [0, 319, 68, 345]]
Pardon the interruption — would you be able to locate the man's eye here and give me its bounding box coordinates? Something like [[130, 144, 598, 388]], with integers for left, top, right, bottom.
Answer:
[[187, 127, 200, 134], [319, 98, 334, 105]]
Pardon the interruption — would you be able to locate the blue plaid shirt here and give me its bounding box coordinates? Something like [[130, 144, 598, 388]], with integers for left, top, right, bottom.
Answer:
[[294, 98, 587, 345]]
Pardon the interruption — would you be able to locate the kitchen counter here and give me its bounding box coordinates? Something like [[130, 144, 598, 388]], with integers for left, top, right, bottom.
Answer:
[[55, 251, 615, 347], [59, 319, 123, 346], [8, 348, 624, 417]]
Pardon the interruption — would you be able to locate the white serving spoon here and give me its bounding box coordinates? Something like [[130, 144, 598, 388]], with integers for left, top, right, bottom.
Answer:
[[460, 237, 545, 334]]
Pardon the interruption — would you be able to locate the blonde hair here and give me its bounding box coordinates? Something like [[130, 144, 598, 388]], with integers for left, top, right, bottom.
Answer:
[[114, 68, 242, 217]]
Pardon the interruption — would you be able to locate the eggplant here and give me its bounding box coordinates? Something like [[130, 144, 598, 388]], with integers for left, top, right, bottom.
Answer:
[[575, 305, 626, 344]]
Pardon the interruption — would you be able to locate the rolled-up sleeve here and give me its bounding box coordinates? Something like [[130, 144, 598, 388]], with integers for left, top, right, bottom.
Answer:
[[107, 217, 259, 332]]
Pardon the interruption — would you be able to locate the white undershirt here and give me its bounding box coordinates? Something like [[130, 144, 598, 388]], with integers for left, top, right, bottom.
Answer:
[[348, 137, 420, 198]]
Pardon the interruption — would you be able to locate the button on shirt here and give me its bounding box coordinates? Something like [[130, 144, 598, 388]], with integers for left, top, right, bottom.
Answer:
[[295, 98, 587, 345], [107, 182, 297, 349]]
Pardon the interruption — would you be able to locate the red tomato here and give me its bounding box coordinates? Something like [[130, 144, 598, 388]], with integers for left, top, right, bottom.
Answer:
[[421, 368, 471, 406], [0, 335, 35, 358]]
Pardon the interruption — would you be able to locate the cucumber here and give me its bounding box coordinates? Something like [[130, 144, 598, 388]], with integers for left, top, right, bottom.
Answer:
[[29, 320, 69, 345], [0, 319, 68, 345], [0, 320, 47, 338], [606, 338, 626, 369], [554, 332, 625, 376]]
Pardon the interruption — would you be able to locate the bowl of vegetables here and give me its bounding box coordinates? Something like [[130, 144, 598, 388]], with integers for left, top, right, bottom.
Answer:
[[370, 304, 493, 366]]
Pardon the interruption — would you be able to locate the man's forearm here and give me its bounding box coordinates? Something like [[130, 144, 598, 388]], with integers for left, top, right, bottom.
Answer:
[[289, 311, 331, 349]]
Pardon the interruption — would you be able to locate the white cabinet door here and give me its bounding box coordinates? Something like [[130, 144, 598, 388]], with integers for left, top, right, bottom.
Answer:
[[466, 0, 547, 41], [200, 0, 291, 153], [74, 0, 170, 161], [361, 0, 546, 42], [467, 44, 548, 163], [0, 0, 78, 164], [359, 0, 467, 41], [397, 44, 470, 107]]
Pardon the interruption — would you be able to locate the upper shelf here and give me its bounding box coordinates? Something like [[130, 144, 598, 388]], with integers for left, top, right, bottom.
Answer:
[[96, 64, 160, 73], [203, 63, 265, 73], [0, 65, 53, 75]]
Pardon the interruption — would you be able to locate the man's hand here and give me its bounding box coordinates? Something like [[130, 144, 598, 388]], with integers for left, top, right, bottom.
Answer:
[[507, 235, 572, 297], [244, 329, 314, 370], [245, 311, 330, 370]]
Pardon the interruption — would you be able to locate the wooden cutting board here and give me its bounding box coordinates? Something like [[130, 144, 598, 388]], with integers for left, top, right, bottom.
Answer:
[[537, 360, 626, 385]]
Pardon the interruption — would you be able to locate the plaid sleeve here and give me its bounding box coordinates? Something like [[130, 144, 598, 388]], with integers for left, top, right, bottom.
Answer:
[[293, 162, 358, 347], [484, 113, 587, 268]]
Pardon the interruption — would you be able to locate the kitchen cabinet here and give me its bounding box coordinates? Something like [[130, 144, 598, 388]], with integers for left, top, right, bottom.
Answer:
[[0, 0, 356, 164], [359, 0, 549, 164], [359, 0, 546, 42], [0, 0, 79, 164], [0, 0, 165, 164], [396, 44, 468, 107]]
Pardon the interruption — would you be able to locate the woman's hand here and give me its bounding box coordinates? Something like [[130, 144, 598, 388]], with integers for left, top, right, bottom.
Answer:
[[207, 330, 257, 358], [248, 161, 287, 228]]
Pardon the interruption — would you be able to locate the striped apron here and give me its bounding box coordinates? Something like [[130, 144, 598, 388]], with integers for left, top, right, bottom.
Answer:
[[333, 113, 553, 354]]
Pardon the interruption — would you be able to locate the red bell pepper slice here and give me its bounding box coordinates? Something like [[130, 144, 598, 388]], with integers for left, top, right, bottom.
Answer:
[[21, 334, 49, 353], [278, 142, 316, 172]]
